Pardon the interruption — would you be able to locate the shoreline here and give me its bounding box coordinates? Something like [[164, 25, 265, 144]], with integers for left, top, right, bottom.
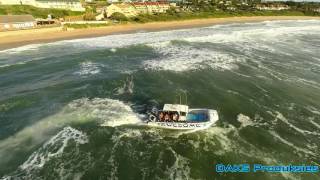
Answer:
[[0, 16, 319, 51]]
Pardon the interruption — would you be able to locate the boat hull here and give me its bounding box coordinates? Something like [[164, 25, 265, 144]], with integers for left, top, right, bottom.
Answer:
[[145, 109, 219, 130]]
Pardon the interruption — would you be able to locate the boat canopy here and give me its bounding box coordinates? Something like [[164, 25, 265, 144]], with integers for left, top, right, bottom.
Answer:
[[163, 104, 189, 114]]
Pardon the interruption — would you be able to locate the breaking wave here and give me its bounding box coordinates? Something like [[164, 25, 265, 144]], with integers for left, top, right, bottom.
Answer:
[[3, 127, 88, 180], [1, 20, 320, 71], [0, 97, 141, 173], [21, 127, 88, 170], [143, 41, 242, 72]]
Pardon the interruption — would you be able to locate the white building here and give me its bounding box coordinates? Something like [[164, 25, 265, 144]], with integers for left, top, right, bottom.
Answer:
[[313, 8, 320, 13], [0, 15, 36, 31], [0, 0, 31, 4], [256, 4, 290, 11], [132, 2, 172, 14], [106, 3, 138, 17], [105, 2, 174, 18], [0, 0, 85, 11]]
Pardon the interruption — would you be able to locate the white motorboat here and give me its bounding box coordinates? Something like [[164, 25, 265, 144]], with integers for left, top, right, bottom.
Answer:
[[145, 104, 219, 130]]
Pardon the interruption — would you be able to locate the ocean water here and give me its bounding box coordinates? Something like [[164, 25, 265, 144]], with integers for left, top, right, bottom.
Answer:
[[0, 20, 320, 180]]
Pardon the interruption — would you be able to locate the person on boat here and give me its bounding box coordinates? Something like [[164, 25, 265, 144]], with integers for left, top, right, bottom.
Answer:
[[164, 113, 170, 122], [158, 112, 164, 121], [172, 113, 179, 122]]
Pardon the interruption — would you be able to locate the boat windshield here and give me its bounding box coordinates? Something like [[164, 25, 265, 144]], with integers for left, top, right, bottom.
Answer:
[[186, 110, 209, 122]]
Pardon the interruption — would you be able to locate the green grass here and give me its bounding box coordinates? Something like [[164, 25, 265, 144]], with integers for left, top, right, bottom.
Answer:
[[64, 23, 109, 29], [129, 10, 312, 23], [0, 5, 83, 18], [64, 9, 318, 29]]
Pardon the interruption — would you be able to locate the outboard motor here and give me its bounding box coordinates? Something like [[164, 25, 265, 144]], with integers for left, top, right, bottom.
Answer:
[[146, 106, 158, 122], [148, 114, 157, 122], [151, 107, 158, 115]]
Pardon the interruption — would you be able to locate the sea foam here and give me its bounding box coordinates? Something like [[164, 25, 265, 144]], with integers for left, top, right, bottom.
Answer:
[[20, 126, 88, 170], [0, 97, 141, 172]]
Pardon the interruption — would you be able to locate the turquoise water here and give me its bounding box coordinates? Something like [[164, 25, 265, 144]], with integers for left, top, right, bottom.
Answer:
[[0, 20, 320, 180]]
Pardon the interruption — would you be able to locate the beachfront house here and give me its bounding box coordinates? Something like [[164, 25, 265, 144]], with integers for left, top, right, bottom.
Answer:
[[106, 3, 138, 17], [106, 2, 174, 18], [255, 3, 290, 11], [0, 0, 34, 4], [0, 15, 36, 31], [313, 8, 320, 13], [132, 2, 149, 14], [35, 0, 85, 11], [0, 0, 85, 11], [132, 2, 172, 14]]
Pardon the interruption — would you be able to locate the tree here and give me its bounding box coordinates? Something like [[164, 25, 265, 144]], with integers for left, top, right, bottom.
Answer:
[[83, 12, 96, 20], [109, 12, 128, 21]]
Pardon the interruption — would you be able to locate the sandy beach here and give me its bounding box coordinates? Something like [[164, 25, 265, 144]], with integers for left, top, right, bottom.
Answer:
[[0, 16, 319, 50]]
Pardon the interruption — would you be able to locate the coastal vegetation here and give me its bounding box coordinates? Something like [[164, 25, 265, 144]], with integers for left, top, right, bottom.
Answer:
[[0, 1, 319, 28], [110, 12, 128, 22], [64, 23, 110, 29], [129, 10, 307, 23], [125, 0, 319, 23]]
